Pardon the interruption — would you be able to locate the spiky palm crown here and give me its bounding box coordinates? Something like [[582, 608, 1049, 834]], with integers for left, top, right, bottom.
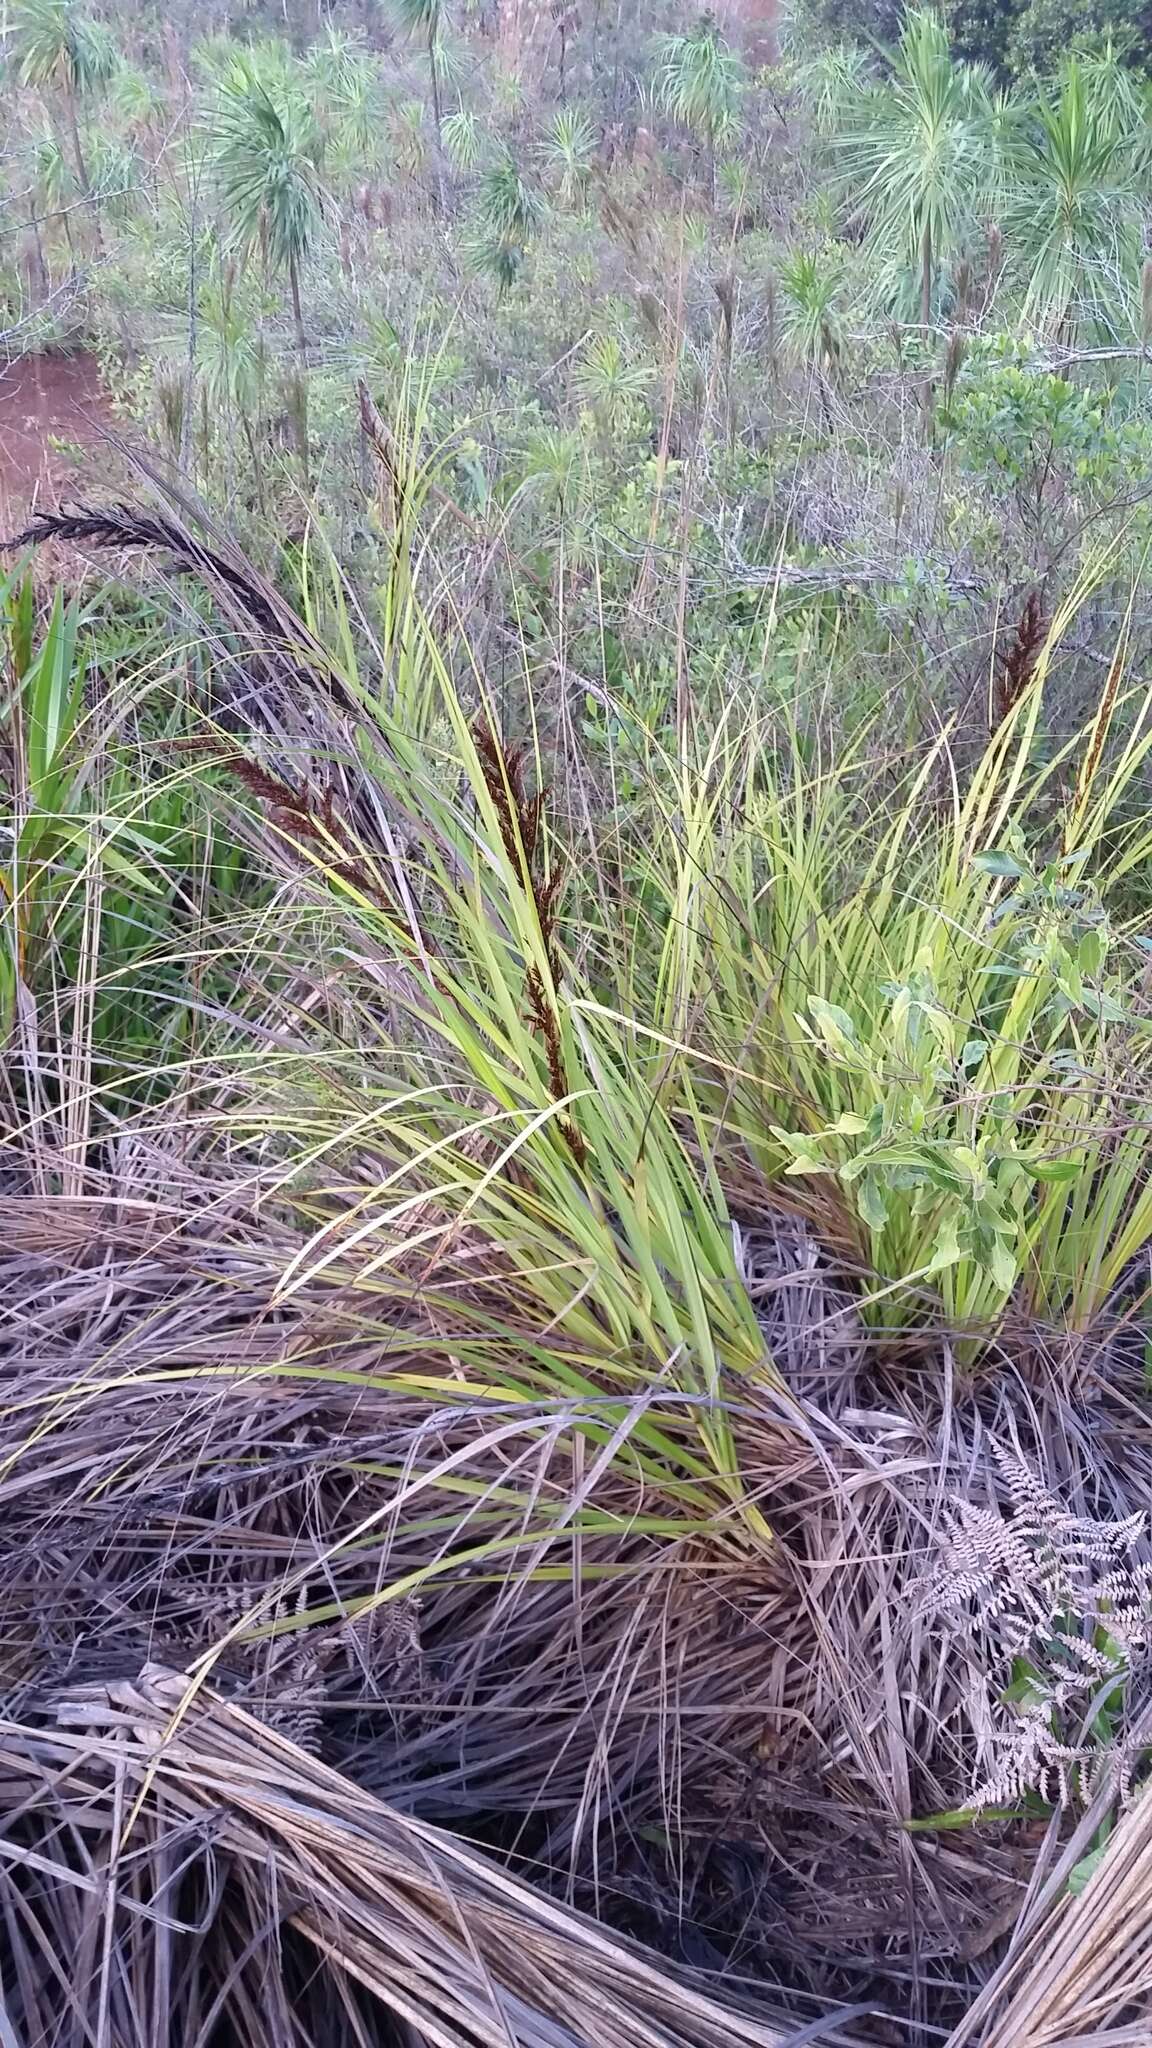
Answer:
[[213, 59, 325, 273], [654, 19, 742, 146], [12, 0, 116, 95]]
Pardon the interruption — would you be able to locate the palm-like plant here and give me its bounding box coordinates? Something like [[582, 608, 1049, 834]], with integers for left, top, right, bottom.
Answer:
[[87, 134, 140, 220], [30, 130, 74, 266], [108, 61, 163, 135], [442, 104, 483, 172], [305, 28, 386, 181], [777, 247, 844, 375], [199, 284, 267, 419], [391, 99, 429, 178], [390, 0, 448, 153], [717, 156, 750, 216], [192, 30, 290, 91], [471, 153, 542, 291], [304, 27, 366, 98], [572, 333, 652, 440], [512, 423, 596, 567], [213, 59, 325, 355], [12, 0, 115, 206], [798, 42, 875, 137], [513, 423, 588, 509], [655, 17, 743, 205], [1003, 56, 1144, 343], [542, 107, 597, 208], [831, 7, 990, 326]]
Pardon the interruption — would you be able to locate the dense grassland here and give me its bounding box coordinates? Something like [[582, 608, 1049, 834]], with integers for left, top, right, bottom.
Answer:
[[7, 2, 1152, 2042]]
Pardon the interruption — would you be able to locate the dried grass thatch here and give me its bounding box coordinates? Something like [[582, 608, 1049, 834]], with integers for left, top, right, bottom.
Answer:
[[0, 1666, 880, 2048], [8, 1170, 1152, 2041], [947, 1740, 1152, 2045]]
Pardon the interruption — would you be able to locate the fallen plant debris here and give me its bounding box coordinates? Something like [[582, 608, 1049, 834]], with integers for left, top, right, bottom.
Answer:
[[5, 1667, 845, 2048], [9, 9, 1152, 2030]]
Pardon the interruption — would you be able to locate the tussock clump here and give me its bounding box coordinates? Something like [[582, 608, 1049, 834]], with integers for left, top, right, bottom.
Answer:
[[7, 503, 1152, 2045], [734, 1213, 864, 1413]]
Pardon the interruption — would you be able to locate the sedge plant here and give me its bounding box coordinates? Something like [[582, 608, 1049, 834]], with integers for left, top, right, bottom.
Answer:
[[170, 539, 786, 1550], [623, 570, 1152, 1339]]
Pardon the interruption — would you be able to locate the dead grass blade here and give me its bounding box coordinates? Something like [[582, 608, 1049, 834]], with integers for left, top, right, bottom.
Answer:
[[0, 1668, 879, 2048], [947, 1768, 1152, 2045]]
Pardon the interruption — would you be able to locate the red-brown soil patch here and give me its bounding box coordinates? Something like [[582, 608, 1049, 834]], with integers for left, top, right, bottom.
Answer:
[[0, 351, 118, 528], [718, 0, 780, 64]]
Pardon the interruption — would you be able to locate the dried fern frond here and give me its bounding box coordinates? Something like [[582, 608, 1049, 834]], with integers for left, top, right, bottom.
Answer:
[[917, 1446, 1152, 1811]]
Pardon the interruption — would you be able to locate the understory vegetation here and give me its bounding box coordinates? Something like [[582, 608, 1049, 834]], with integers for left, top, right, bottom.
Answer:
[[6, 0, 1152, 2042]]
